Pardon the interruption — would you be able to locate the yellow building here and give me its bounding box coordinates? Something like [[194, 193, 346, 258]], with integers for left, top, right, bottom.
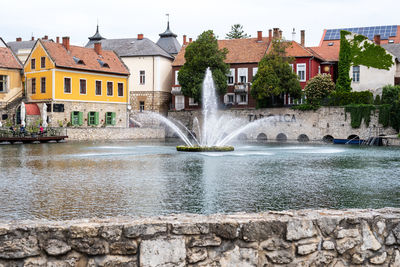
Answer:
[[24, 37, 130, 127], [0, 37, 23, 125]]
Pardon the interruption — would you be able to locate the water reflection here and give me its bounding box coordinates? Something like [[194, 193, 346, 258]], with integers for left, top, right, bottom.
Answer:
[[0, 142, 399, 220]]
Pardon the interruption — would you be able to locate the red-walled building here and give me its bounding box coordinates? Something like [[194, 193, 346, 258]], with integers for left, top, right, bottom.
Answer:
[[171, 28, 337, 110]]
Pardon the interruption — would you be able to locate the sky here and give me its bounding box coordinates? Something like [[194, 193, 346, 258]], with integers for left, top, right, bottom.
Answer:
[[1, 0, 400, 47]]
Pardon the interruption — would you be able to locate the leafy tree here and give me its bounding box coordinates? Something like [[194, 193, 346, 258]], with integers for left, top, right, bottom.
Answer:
[[336, 30, 394, 92], [178, 30, 229, 102], [225, 24, 250, 39], [304, 74, 335, 105], [251, 40, 302, 105]]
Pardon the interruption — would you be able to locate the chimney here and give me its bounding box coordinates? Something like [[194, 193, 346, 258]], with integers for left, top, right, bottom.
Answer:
[[94, 42, 102, 54], [137, 34, 143, 40], [189, 38, 193, 43], [273, 28, 279, 39], [268, 29, 272, 42], [56, 37, 60, 43], [300, 30, 305, 46], [62, 36, 70, 51], [257, 31, 262, 42], [183, 35, 187, 45], [279, 30, 283, 39], [43, 35, 48, 40], [16, 37, 22, 42], [31, 36, 34, 41], [374, 34, 381, 45]]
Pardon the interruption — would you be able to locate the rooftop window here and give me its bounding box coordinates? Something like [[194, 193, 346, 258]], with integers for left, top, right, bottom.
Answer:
[[73, 56, 84, 65], [97, 59, 109, 68]]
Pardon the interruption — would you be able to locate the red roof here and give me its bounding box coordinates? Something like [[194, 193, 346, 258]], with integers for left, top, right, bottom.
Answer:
[[41, 40, 129, 75], [0, 47, 22, 69], [308, 44, 340, 62], [25, 103, 40, 115], [172, 37, 270, 66]]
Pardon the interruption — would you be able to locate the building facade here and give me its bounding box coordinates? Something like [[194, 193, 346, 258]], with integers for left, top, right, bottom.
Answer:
[[24, 38, 130, 127]]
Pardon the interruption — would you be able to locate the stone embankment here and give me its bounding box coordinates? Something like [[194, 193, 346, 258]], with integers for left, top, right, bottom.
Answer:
[[1, 209, 400, 266], [66, 127, 165, 141]]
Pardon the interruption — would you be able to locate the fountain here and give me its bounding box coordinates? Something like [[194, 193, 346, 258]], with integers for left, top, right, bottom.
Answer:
[[144, 68, 275, 151]]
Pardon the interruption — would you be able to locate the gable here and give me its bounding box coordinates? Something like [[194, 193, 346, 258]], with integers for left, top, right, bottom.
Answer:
[[24, 40, 55, 72]]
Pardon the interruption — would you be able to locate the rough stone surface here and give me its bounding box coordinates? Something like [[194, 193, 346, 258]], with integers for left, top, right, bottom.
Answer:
[[140, 237, 185, 267], [67, 127, 165, 141], [0, 209, 398, 266]]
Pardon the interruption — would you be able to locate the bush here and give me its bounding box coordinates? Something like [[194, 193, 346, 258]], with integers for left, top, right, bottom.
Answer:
[[323, 91, 373, 106], [381, 85, 400, 104], [291, 103, 320, 111], [374, 95, 381, 105], [304, 74, 335, 105]]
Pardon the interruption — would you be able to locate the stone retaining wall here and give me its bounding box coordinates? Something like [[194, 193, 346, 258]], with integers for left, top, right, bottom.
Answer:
[[66, 127, 165, 141], [1, 209, 400, 266]]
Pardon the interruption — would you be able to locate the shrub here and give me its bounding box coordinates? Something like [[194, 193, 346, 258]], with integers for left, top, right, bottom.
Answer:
[[381, 85, 400, 104], [291, 103, 320, 111], [323, 91, 373, 106], [374, 94, 381, 105], [304, 74, 335, 105]]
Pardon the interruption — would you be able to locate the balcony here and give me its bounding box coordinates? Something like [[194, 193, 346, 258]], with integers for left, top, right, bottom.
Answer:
[[171, 86, 182, 95], [234, 83, 249, 93]]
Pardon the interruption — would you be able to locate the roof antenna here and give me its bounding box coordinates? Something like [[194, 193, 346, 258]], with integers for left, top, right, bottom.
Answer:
[[292, 28, 296, 41], [166, 13, 170, 29]]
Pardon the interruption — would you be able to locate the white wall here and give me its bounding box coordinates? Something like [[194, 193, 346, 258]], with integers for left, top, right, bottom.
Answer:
[[351, 62, 396, 94]]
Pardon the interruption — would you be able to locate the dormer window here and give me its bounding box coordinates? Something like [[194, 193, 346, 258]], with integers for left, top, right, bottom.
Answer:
[[73, 56, 84, 65], [97, 59, 109, 68], [388, 40, 394, 44], [328, 42, 334, 46]]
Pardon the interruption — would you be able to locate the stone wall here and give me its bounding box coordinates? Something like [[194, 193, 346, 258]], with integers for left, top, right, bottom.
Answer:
[[130, 91, 171, 116], [66, 127, 165, 141], [168, 107, 398, 142], [0, 209, 400, 266]]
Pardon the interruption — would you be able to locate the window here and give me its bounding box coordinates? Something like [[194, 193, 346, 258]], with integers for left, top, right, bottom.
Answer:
[[105, 112, 116, 125], [88, 111, 99, 126], [107, 81, 113, 96], [252, 67, 258, 77], [80, 79, 86, 94], [353, 66, 360, 82], [31, 58, 36, 70], [95, 80, 102, 95], [41, 57, 46, 68], [53, 103, 64, 112], [118, 83, 124, 97], [0, 75, 7, 92], [40, 77, 46, 93], [140, 71, 145, 84], [189, 97, 198, 106], [224, 93, 235, 104], [139, 101, 145, 112], [238, 68, 248, 83], [70, 111, 83, 126], [228, 94, 234, 103], [227, 69, 235, 85], [31, 78, 36, 94], [297, 63, 306, 82], [175, 70, 179, 85], [64, 77, 71, 93], [237, 94, 247, 104], [175, 96, 184, 110]]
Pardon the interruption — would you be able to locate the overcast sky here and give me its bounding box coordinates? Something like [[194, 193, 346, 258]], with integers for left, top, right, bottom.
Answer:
[[1, 0, 400, 47]]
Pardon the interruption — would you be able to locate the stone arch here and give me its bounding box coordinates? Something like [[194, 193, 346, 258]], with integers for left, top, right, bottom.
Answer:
[[347, 134, 359, 140], [276, 133, 287, 142], [297, 134, 309, 142], [323, 135, 334, 143], [237, 133, 247, 140], [257, 133, 268, 141]]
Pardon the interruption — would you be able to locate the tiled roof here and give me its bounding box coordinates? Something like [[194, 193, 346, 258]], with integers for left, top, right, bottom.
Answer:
[[7, 40, 36, 54], [42, 40, 129, 75], [308, 45, 340, 62], [0, 47, 23, 69], [86, 38, 174, 59], [172, 37, 270, 66], [265, 41, 326, 61]]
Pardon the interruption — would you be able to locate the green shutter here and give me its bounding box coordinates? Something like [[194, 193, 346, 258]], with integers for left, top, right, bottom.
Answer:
[[111, 112, 116, 125], [70, 112, 74, 125], [78, 112, 83, 126], [87, 112, 91, 126], [94, 112, 99, 125]]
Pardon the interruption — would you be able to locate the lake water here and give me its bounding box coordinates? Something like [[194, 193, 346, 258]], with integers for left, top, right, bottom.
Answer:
[[0, 141, 399, 220]]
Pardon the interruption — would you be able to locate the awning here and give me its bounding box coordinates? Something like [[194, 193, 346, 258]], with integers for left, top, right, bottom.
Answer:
[[25, 103, 40, 115]]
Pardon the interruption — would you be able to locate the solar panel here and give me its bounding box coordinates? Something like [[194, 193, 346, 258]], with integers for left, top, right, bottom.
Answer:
[[324, 25, 398, 40]]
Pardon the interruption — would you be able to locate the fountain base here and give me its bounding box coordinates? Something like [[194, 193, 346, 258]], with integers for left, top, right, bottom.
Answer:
[[176, 146, 234, 152]]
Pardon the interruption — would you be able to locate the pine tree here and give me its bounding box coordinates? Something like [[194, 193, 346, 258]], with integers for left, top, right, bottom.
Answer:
[[226, 24, 250, 39]]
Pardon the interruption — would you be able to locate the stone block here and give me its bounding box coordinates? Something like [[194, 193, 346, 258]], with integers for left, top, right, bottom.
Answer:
[[361, 221, 381, 251], [123, 224, 166, 239], [0, 236, 40, 259], [210, 222, 240, 240], [100, 226, 123, 242], [286, 220, 317, 241], [139, 237, 185, 267], [188, 235, 222, 247], [69, 238, 109, 255], [88, 255, 137, 267], [260, 237, 291, 251], [109, 240, 138, 255], [386, 232, 396, 245], [392, 223, 400, 240], [265, 249, 294, 264], [322, 240, 335, 250], [242, 220, 285, 242], [336, 228, 360, 239], [297, 243, 318, 255], [69, 224, 99, 238], [218, 246, 258, 267], [336, 237, 359, 254], [43, 239, 71, 256], [317, 217, 341, 236], [187, 247, 207, 264], [352, 253, 365, 264], [171, 223, 209, 235], [370, 252, 387, 265]]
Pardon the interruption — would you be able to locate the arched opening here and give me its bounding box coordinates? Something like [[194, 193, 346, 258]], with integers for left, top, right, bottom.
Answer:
[[347, 135, 359, 140], [237, 133, 247, 140], [257, 133, 268, 141], [323, 135, 334, 143], [297, 134, 309, 142], [16, 105, 21, 125], [276, 133, 287, 142]]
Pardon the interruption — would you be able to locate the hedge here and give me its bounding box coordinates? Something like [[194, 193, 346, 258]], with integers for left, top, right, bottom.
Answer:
[[323, 91, 374, 106]]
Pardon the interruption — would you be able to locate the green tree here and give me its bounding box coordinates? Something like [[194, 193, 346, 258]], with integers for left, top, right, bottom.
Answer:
[[178, 30, 229, 102], [251, 40, 302, 105], [304, 74, 335, 105], [336, 31, 352, 92], [225, 24, 250, 39]]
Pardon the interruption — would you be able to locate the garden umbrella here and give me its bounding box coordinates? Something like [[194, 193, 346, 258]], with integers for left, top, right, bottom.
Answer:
[[20, 102, 26, 127], [42, 103, 48, 128]]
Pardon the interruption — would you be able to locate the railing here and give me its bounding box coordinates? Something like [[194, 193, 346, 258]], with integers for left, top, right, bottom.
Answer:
[[234, 83, 249, 93], [171, 86, 182, 95]]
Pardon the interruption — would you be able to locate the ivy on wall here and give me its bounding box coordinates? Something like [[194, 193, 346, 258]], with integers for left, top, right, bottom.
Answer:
[[344, 104, 375, 128]]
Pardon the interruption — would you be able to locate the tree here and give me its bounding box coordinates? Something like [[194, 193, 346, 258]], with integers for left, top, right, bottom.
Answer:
[[225, 24, 250, 39], [336, 30, 394, 92], [178, 30, 229, 102], [251, 40, 302, 105], [304, 74, 335, 105]]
